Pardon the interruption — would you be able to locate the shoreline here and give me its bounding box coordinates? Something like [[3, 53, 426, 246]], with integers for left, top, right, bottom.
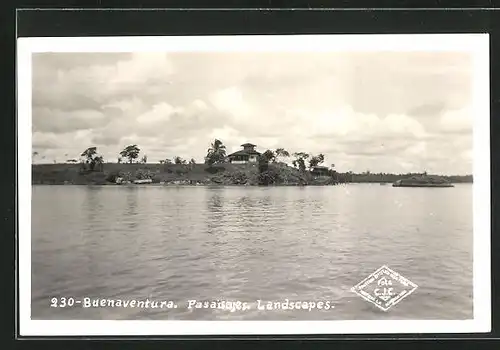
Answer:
[[31, 163, 338, 187], [31, 181, 471, 187], [31, 163, 473, 187], [31, 182, 340, 187]]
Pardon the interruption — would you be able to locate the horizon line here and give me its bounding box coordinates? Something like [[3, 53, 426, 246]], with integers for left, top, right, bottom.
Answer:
[[29, 162, 473, 177]]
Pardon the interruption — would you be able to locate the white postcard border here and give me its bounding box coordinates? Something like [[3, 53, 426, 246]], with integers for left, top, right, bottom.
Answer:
[[17, 34, 491, 336]]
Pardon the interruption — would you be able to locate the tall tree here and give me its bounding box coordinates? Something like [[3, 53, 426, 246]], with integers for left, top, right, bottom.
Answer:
[[257, 153, 271, 184], [93, 155, 104, 172], [275, 148, 290, 162], [120, 145, 140, 163], [292, 152, 309, 172], [262, 150, 276, 163], [308, 153, 325, 169], [174, 156, 186, 165], [81, 147, 97, 162], [205, 139, 227, 166], [80, 146, 104, 171]]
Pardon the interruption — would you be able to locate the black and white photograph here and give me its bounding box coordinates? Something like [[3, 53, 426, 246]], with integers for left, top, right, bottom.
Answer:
[[18, 34, 490, 335]]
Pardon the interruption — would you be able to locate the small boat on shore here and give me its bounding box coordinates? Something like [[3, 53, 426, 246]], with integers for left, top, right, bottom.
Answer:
[[115, 177, 153, 185], [133, 179, 153, 184]]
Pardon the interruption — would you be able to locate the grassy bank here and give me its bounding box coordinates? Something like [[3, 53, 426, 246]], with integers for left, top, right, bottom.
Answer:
[[32, 163, 472, 186], [31, 162, 335, 186]]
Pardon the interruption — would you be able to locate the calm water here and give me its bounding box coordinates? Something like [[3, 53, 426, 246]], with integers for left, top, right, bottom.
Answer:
[[31, 184, 473, 320]]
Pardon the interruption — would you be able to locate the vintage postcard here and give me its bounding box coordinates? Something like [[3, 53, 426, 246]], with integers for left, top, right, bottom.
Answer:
[[17, 34, 490, 335]]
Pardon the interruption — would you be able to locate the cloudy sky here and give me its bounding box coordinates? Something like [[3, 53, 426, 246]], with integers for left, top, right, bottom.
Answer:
[[32, 50, 473, 174]]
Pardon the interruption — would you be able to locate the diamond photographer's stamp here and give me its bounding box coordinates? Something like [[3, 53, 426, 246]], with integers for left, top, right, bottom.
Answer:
[[351, 265, 418, 311]]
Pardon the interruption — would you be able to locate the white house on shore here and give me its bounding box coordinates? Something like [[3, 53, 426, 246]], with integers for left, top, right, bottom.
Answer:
[[227, 143, 261, 164]]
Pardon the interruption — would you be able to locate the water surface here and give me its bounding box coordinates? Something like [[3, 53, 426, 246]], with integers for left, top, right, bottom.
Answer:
[[31, 184, 473, 320]]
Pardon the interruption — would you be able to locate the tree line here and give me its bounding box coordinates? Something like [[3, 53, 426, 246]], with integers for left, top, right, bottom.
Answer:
[[38, 139, 334, 176], [71, 144, 196, 172], [204, 139, 331, 172], [35, 139, 473, 183], [64, 139, 333, 177]]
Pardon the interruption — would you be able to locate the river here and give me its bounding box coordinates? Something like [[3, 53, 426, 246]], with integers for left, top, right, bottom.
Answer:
[[31, 184, 473, 320]]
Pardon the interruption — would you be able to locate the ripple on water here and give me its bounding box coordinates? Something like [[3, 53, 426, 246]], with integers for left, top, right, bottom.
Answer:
[[31, 185, 474, 320]]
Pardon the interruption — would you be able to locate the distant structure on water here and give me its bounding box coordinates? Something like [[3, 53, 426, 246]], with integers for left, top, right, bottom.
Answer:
[[392, 175, 454, 188], [227, 143, 261, 164]]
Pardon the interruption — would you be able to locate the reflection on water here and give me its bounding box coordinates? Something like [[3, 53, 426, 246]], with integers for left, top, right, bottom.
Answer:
[[31, 184, 473, 320]]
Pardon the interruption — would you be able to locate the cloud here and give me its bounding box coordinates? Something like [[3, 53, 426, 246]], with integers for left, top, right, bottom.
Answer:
[[91, 134, 122, 146], [33, 52, 174, 111], [30, 51, 474, 174], [439, 107, 473, 134], [136, 102, 178, 124], [33, 107, 109, 133]]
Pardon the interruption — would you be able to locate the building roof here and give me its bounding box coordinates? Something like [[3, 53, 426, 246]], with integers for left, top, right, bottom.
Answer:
[[241, 143, 256, 147], [227, 149, 261, 157]]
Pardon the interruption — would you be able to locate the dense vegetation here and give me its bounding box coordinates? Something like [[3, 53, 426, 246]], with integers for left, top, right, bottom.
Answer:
[[31, 139, 473, 185]]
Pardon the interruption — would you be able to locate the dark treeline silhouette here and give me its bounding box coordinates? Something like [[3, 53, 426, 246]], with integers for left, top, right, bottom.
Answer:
[[334, 171, 472, 184], [32, 140, 473, 185]]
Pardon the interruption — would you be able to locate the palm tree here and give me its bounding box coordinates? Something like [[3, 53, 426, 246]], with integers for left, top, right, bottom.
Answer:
[[205, 139, 227, 166], [275, 148, 290, 163], [210, 139, 226, 155]]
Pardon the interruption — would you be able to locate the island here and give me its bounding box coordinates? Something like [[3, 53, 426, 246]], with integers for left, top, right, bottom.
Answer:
[[392, 175, 454, 188], [31, 162, 338, 186], [31, 140, 472, 187]]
